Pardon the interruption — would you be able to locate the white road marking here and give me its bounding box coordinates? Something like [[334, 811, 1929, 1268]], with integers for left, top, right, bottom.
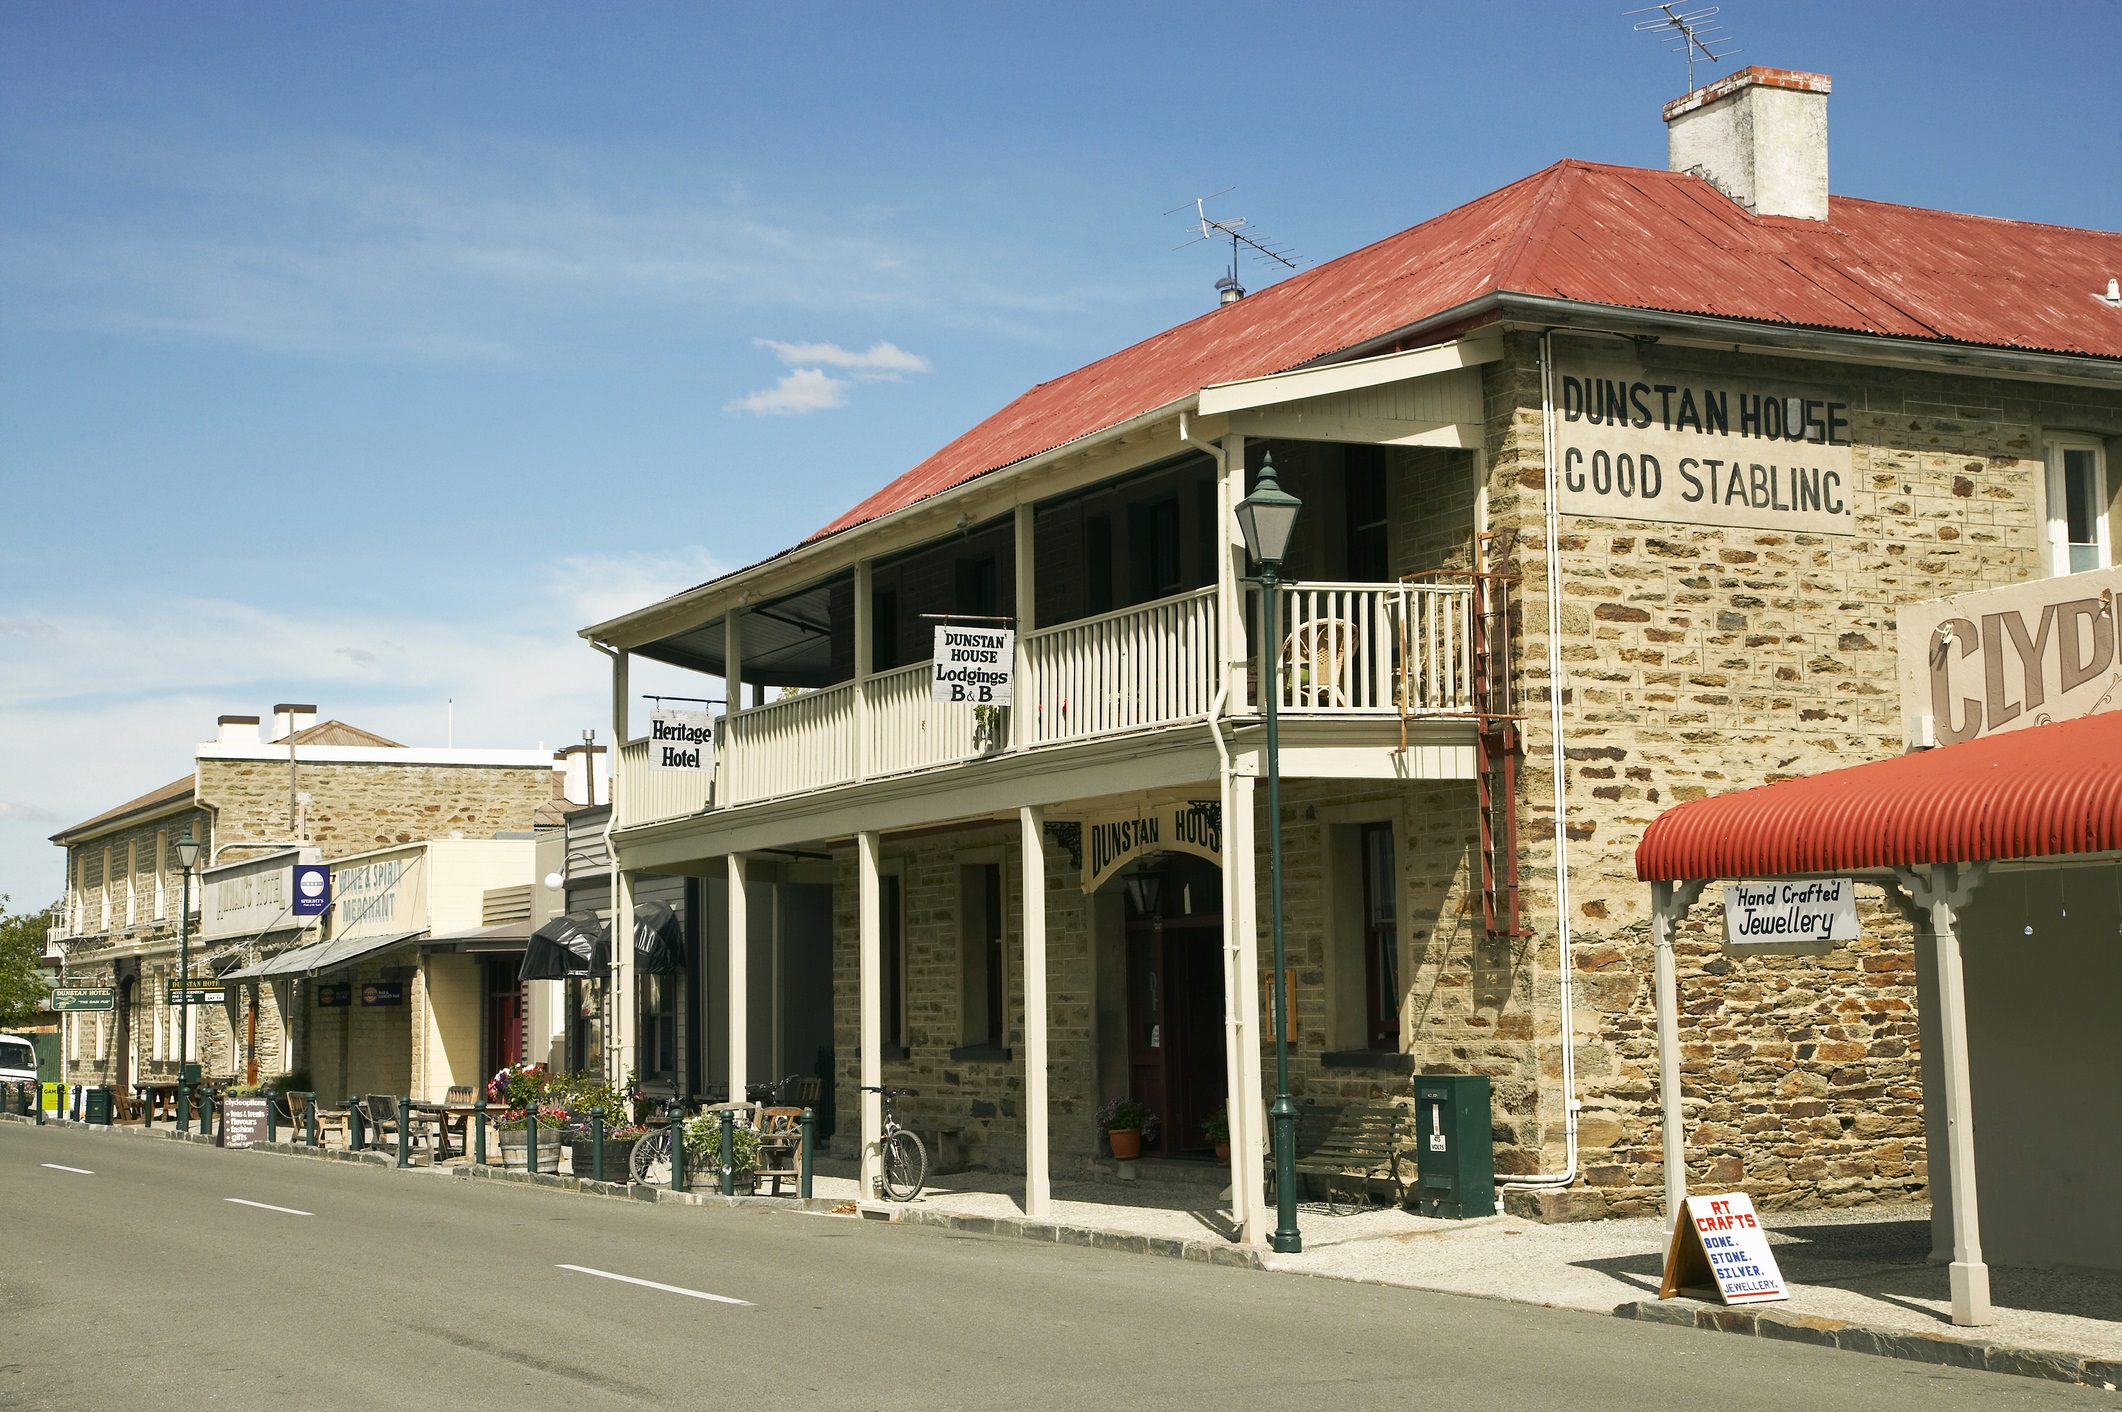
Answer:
[[40, 1163, 93, 1175], [556, 1264, 751, 1305], [225, 1198, 312, 1216]]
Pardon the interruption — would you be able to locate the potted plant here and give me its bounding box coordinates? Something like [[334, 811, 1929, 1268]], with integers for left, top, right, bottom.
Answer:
[[1205, 1104, 1230, 1162], [971, 703, 1006, 753], [495, 1103, 567, 1169], [683, 1111, 761, 1191], [1099, 1096, 1149, 1161], [574, 1120, 647, 1182]]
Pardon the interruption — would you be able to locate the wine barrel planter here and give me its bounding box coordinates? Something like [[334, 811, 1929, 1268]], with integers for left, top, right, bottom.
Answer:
[[495, 1128, 563, 1171], [570, 1136, 639, 1182]]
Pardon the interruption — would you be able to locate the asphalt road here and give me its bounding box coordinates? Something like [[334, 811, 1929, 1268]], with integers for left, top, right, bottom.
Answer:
[[1, 1125, 2108, 1411]]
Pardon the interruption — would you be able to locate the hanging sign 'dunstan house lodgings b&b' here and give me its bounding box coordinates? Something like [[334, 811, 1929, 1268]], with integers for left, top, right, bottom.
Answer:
[[931, 625, 1014, 706], [1554, 354, 1855, 536]]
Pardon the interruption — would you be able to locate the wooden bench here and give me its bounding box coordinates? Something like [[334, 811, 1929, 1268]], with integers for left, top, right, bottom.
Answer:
[[1270, 1099, 1414, 1213]]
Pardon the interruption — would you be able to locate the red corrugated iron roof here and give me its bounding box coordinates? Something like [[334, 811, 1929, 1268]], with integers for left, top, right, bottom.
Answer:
[[1635, 712, 2122, 880], [813, 159, 2122, 543]]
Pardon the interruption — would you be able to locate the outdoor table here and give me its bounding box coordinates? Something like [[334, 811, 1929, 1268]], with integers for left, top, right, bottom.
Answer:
[[136, 1082, 179, 1124], [410, 1101, 478, 1161]]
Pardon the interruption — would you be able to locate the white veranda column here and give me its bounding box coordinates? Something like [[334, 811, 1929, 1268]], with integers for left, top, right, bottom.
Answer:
[[857, 830, 883, 1196], [1650, 879, 1704, 1228], [610, 869, 636, 1087], [1019, 806, 1050, 1218], [1924, 863, 1992, 1326], [726, 853, 748, 1102], [1228, 770, 1266, 1244]]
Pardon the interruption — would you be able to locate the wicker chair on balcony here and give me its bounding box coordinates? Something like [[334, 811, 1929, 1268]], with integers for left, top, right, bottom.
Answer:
[[1279, 617, 1359, 707]]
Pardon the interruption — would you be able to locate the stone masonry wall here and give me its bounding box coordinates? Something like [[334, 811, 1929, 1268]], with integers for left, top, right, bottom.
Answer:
[[827, 820, 1101, 1173], [1483, 330, 2122, 1216]]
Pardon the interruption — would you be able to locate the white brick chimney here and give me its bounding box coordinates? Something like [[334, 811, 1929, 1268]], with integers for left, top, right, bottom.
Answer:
[[272, 702, 318, 741], [557, 742, 608, 806], [217, 714, 261, 745], [1665, 66, 1831, 221]]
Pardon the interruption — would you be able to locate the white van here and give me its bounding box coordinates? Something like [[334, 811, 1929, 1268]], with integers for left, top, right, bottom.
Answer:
[[0, 1034, 37, 1087]]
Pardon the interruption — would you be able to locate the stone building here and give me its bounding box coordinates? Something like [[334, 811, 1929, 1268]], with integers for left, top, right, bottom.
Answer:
[[575, 66, 2122, 1239], [48, 705, 569, 1101]]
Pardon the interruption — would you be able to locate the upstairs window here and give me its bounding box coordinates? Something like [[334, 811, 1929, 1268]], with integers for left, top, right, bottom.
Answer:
[[1360, 822, 1400, 1051], [1346, 447, 1390, 583], [2048, 439, 2111, 576]]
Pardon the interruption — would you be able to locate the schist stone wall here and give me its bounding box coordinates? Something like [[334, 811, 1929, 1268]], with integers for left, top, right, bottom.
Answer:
[[199, 758, 558, 860]]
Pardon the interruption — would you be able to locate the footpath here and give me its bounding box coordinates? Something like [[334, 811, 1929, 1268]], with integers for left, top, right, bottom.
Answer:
[[11, 1112, 2118, 1391]]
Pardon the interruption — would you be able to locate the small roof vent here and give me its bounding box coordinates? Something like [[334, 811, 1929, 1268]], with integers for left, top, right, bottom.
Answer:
[[2099, 278, 2122, 309]]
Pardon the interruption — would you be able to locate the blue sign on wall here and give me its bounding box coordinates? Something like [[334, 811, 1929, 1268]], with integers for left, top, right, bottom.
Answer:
[[293, 864, 331, 917], [359, 981, 404, 1007], [317, 983, 352, 1007]]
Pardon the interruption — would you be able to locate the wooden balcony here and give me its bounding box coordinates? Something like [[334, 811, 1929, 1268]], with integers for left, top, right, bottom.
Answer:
[[617, 580, 1478, 831]]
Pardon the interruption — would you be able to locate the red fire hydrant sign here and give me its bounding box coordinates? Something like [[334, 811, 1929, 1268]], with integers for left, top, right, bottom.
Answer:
[[1660, 1192, 1788, 1304]]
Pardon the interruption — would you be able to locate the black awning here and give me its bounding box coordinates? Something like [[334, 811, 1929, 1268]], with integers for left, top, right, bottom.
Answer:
[[519, 912, 608, 981], [633, 900, 686, 976]]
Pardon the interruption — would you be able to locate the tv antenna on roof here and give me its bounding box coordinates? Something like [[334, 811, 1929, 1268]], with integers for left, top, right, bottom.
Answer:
[[1625, 4, 1740, 91], [1167, 189, 1300, 305]]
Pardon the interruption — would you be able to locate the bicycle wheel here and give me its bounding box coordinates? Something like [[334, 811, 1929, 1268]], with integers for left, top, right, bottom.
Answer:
[[880, 1128, 927, 1202], [630, 1127, 672, 1186]]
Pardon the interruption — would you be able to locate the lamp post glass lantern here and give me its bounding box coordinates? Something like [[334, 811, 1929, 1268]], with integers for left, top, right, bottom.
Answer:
[[1237, 452, 1304, 1255]]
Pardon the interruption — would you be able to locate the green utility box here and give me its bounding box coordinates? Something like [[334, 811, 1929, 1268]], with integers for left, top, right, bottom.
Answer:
[[84, 1087, 113, 1126], [1413, 1074, 1495, 1219]]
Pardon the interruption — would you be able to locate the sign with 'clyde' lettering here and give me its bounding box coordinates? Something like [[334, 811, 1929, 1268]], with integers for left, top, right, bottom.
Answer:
[[1897, 565, 2122, 746], [931, 625, 1014, 706], [1554, 357, 1854, 536]]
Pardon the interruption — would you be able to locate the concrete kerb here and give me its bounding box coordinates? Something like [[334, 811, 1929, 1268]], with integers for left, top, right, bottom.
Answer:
[[1614, 1299, 2122, 1391]]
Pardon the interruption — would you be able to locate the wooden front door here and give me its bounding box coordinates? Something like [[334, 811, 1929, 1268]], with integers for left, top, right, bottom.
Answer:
[[1123, 858, 1226, 1156], [485, 960, 525, 1077]]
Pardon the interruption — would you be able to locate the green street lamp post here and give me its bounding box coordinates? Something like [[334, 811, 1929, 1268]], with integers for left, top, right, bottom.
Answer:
[[173, 827, 203, 1126], [1235, 451, 1304, 1256]]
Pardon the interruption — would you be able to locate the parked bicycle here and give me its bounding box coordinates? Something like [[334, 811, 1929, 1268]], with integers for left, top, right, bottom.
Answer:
[[861, 1084, 926, 1201]]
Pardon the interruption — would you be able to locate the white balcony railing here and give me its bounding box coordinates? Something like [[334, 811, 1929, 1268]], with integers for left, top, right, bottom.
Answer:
[[617, 738, 717, 828], [723, 681, 859, 807], [867, 661, 986, 778], [1023, 586, 1221, 746], [1270, 581, 1476, 716], [616, 579, 1479, 828]]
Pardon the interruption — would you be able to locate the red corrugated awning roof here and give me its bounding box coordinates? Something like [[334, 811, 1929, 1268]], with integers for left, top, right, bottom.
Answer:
[[1635, 712, 2122, 881], [811, 158, 2122, 545]]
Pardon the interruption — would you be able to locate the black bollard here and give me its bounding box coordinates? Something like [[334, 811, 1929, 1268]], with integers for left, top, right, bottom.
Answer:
[[590, 1107, 605, 1184], [526, 1111, 539, 1175], [719, 1108, 735, 1197], [397, 1095, 411, 1168], [473, 1096, 487, 1167], [668, 1102, 686, 1192], [349, 1097, 365, 1152]]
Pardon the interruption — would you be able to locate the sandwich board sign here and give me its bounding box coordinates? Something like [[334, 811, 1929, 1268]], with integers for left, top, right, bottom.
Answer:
[[1660, 1191, 1788, 1304], [1721, 878, 1858, 957], [648, 710, 714, 772], [931, 625, 1014, 705]]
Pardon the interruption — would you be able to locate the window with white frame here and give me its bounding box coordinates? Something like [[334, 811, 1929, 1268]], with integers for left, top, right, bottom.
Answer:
[[2048, 438, 2111, 575]]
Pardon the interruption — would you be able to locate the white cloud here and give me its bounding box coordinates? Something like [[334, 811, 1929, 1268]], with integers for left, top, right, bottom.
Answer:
[[0, 543, 732, 899], [754, 338, 930, 378], [725, 368, 850, 417]]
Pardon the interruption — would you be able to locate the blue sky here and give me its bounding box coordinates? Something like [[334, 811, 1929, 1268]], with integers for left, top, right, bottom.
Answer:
[[3, 0, 2119, 902]]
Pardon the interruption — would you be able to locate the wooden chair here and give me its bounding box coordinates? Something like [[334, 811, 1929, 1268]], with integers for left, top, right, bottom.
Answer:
[[754, 1107, 805, 1195], [313, 1097, 350, 1149], [277, 1089, 311, 1141], [438, 1085, 475, 1159], [359, 1094, 410, 1154], [771, 1074, 823, 1109]]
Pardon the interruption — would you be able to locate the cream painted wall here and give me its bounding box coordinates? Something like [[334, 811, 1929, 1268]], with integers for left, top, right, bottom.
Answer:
[[420, 952, 483, 1102]]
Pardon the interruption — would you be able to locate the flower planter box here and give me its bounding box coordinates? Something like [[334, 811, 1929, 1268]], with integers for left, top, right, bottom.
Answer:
[[570, 1136, 639, 1182], [686, 1168, 757, 1195]]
